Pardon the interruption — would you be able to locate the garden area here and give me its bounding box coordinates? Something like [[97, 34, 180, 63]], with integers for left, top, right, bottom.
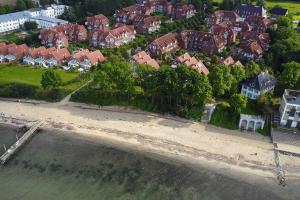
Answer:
[[0, 64, 89, 101]]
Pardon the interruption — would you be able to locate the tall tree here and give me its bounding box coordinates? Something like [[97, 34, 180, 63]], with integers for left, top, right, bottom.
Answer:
[[16, 0, 27, 11], [208, 66, 234, 97], [229, 93, 248, 114], [41, 70, 62, 89]]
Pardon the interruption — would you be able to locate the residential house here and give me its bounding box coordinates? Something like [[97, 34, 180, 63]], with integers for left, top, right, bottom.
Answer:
[[53, 23, 87, 43], [206, 10, 240, 27], [23, 46, 48, 65], [237, 31, 270, 60], [68, 49, 106, 71], [114, 5, 138, 24], [172, 4, 196, 20], [178, 31, 225, 56], [135, 15, 161, 34], [0, 43, 17, 62], [46, 48, 71, 66], [172, 52, 209, 76], [219, 56, 243, 67], [6, 44, 29, 62], [145, 0, 173, 15], [132, 51, 160, 69], [234, 4, 267, 21], [39, 29, 69, 48], [279, 89, 300, 128], [269, 7, 288, 19], [241, 71, 277, 100], [245, 16, 272, 33], [147, 33, 179, 58], [89, 24, 136, 48], [86, 14, 110, 31], [210, 21, 237, 44]]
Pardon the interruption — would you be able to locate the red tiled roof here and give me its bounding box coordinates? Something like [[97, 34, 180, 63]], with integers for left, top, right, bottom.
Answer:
[[133, 51, 160, 69]]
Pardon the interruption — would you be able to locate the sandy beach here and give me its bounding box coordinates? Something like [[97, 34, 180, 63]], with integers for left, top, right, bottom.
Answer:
[[0, 99, 300, 199]]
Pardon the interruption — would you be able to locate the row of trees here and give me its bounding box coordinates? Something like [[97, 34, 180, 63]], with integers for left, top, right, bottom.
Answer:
[[72, 56, 213, 120]]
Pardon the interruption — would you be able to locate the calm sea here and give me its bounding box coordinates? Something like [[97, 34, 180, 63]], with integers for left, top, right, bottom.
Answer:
[[0, 125, 291, 200]]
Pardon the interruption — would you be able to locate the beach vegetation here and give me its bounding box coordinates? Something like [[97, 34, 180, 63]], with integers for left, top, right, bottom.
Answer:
[[71, 56, 212, 120]]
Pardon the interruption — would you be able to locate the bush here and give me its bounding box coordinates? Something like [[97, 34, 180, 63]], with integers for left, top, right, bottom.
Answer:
[[0, 83, 37, 98]]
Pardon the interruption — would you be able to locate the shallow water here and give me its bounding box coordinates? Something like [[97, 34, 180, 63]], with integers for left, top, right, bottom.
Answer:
[[0, 125, 295, 200]]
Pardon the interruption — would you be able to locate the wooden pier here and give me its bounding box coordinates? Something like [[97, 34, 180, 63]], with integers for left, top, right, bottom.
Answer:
[[0, 121, 43, 165]]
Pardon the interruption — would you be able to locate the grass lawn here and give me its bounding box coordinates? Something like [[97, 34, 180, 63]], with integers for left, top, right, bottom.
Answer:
[[0, 64, 79, 88], [212, 0, 300, 15], [0, 33, 24, 44]]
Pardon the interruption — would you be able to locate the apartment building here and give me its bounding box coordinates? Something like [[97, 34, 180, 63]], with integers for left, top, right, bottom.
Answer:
[[0, 4, 69, 34], [89, 24, 136, 48], [279, 89, 300, 128]]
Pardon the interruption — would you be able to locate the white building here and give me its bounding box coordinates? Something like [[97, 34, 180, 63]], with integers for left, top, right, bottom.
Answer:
[[0, 4, 68, 34], [31, 16, 67, 29], [239, 114, 265, 131], [279, 89, 300, 128], [241, 71, 277, 100]]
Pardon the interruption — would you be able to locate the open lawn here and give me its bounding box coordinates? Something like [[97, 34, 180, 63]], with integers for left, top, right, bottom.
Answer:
[[0, 64, 79, 87], [213, 0, 300, 15]]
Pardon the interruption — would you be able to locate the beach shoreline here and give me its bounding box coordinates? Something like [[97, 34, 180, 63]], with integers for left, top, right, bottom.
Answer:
[[0, 99, 300, 198]]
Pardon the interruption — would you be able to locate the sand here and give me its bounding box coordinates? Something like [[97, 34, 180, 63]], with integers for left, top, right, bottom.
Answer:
[[0, 99, 300, 198]]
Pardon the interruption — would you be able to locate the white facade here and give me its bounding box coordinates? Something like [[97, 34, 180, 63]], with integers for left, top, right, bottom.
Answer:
[[239, 114, 265, 131], [0, 4, 68, 34], [241, 85, 261, 100], [279, 89, 300, 128], [31, 16, 67, 29]]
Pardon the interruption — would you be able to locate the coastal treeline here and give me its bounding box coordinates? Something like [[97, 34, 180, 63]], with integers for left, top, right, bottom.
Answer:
[[71, 56, 212, 120]]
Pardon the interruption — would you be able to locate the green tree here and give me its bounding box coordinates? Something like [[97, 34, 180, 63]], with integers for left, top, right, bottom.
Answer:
[[24, 21, 38, 30], [208, 66, 234, 97], [245, 61, 261, 78], [24, 0, 36, 9], [229, 93, 248, 114], [278, 62, 300, 90], [16, 0, 27, 11], [256, 0, 265, 7], [41, 70, 62, 89]]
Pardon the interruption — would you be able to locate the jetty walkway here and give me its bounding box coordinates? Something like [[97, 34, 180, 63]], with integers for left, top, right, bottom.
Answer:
[[0, 120, 43, 165]]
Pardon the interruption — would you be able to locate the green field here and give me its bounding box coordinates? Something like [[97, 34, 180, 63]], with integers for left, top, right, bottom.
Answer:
[[213, 0, 300, 15], [0, 64, 78, 87]]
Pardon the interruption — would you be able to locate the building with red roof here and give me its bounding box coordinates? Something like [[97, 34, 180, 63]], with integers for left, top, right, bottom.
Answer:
[[86, 14, 110, 31], [172, 52, 209, 76], [147, 33, 179, 58], [89, 24, 136, 48], [132, 51, 160, 69]]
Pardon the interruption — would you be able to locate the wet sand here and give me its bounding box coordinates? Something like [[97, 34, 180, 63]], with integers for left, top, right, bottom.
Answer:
[[0, 125, 294, 200]]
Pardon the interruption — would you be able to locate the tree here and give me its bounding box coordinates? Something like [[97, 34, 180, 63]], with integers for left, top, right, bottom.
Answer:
[[16, 0, 27, 11], [256, 0, 265, 7], [278, 62, 300, 90], [41, 70, 62, 89], [244, 61, 261, 78], [208, 66, 234, 97], [24, 21, 38, 30], [24, 0, 36, 9], [229, 93, 248, 114]]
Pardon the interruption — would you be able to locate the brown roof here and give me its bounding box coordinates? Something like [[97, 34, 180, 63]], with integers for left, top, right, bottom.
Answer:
[[86, 50, 106, 65], [132, 51, 160, 69], [176, 53, 209, 75], [152, 33, 177, 49]]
